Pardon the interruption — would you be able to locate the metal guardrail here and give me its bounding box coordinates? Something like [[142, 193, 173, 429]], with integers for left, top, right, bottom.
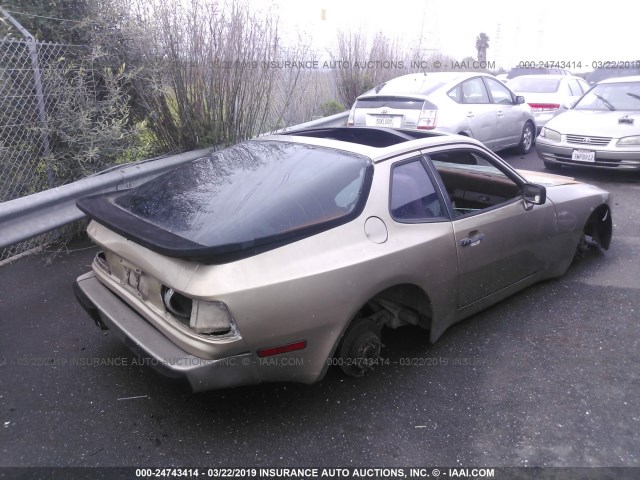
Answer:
[[0, 111, 349, 251], [0, 148, 213, 250]]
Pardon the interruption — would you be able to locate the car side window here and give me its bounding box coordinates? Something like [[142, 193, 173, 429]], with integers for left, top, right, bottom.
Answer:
[[563, 81, 574, 96], [390, 159, 446, 221], [568, 79, 582, 96], [577, 79, 590, 94], [447, 85, 462, 103], [484, 77, 513, 105], [428, 149, 522, 217], [461, 78, 490, 104]]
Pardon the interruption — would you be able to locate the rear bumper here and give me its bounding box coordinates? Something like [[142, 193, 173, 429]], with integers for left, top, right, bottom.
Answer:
[[74, 272, 260, 392]]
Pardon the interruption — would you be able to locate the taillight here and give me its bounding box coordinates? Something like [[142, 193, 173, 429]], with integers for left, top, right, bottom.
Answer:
[[347, 106, 355, 126], [162, 286, 234, 335], [162, 287, 192, 320], [528, 103, 560, 112], [94, 251, 111, 275], [417, 105, 437, 130]]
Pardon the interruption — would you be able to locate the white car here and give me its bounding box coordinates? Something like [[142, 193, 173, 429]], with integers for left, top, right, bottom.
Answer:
[[536, 76, 640, 170], [347, 72, 536, 154], [509, 74, 590, 130]]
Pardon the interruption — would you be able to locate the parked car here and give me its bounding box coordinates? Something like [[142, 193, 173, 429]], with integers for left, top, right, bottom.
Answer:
[[536, 76, 640, 170], [74, 127, 612, 392], [587, 65, 640, 85], [508, 74, 590, 130], [507, 67, 572, 80], [347, 72, 536, 154]]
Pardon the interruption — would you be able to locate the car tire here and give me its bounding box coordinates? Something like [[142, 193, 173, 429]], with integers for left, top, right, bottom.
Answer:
[[336, 318, 383, 377], [518, 122, 535, 154], [543, 161, 562, 171]]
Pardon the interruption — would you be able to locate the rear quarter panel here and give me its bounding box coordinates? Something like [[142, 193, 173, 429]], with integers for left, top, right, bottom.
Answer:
[[182, 162, 460, 383]]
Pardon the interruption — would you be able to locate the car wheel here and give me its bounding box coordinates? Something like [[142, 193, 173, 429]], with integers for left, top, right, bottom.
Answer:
[[543, 160, 562, 171], [518, 122, 535, 154], [337, 318, 384, 377]]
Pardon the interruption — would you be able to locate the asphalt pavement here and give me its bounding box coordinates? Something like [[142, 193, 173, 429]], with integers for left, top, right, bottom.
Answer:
[[1, 149, 639, 469]]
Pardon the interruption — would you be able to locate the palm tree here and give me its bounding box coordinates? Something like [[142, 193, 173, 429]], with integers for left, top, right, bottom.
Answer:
[[475, 33, 490, 63]]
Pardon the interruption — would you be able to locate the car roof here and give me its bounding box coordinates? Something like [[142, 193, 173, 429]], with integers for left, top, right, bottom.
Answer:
[[598, 75, 640, 84], [260, 127, 487, 163], [385, 71, 491, 82], [509, 74, 578, 81], [361, 71, 494, 96]]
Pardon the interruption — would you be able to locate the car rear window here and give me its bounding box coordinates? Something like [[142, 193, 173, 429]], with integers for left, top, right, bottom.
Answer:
[[373, 76, 446, 96], [355, 97, 426, 110], [506, 68, 565, 79], [114, 141, 372, 248], [508, 77, 561, 93]]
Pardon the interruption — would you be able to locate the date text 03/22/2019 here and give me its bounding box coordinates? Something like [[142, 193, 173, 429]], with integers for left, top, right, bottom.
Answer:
[[517, 60, 640, 69]]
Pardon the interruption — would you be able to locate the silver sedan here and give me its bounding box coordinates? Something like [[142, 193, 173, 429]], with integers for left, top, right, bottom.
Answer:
[[347, 72, 536, 154], [536, 76, 640, 170]]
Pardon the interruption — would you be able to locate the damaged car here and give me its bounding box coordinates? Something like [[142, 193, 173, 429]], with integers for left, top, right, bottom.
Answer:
[[74, 127, 612, 392]]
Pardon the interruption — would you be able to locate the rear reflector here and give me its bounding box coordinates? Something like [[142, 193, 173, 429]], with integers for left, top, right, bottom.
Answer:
[[528, 103, 560, 112], [258, 340, 307, 357]]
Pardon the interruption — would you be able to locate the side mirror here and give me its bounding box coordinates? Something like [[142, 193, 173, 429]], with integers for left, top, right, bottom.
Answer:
[[523, 183, 546, 209], [515, 95, 526, 105]]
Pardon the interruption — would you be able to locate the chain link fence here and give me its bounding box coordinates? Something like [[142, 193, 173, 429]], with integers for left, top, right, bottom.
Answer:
[[2, 38, 63, 201], [0, 36, 127, 262]]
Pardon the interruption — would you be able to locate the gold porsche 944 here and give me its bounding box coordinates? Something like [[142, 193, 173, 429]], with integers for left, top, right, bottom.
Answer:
[[74, 127, 612, 391]]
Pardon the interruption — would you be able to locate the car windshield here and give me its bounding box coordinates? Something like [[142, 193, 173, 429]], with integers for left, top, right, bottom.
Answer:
[[508, 77, 561, 93], [373, 75, 446, 96], [587, 68, 640, 84], [115, 141, 371, 247], [573, 81, 640, 111]]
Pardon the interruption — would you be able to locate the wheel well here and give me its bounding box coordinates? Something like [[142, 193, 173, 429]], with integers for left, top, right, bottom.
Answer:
[[351, 283, 433, 331], [584, 204, 612, 250], [324, 283, 433, 374]]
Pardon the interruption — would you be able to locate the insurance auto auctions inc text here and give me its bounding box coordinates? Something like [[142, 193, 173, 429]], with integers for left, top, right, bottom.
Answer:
[[214, 60, 496, 70], [250, 467, 495, 478]]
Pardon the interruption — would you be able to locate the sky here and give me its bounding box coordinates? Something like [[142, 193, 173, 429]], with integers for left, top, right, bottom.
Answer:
[[261, 0, 638, 71]]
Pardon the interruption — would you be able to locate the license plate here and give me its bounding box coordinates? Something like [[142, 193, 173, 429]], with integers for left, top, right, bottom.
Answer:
[[375, 116, 394, 126], [571, 149, 595, 162]]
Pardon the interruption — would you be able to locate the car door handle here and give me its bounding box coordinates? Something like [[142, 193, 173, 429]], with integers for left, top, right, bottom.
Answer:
[[460, 233, 485, 247]]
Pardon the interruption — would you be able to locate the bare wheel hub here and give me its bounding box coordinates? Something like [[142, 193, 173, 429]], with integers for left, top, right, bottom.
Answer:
[[575, 233, 589, 259], [337, 319, 384, 377]]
